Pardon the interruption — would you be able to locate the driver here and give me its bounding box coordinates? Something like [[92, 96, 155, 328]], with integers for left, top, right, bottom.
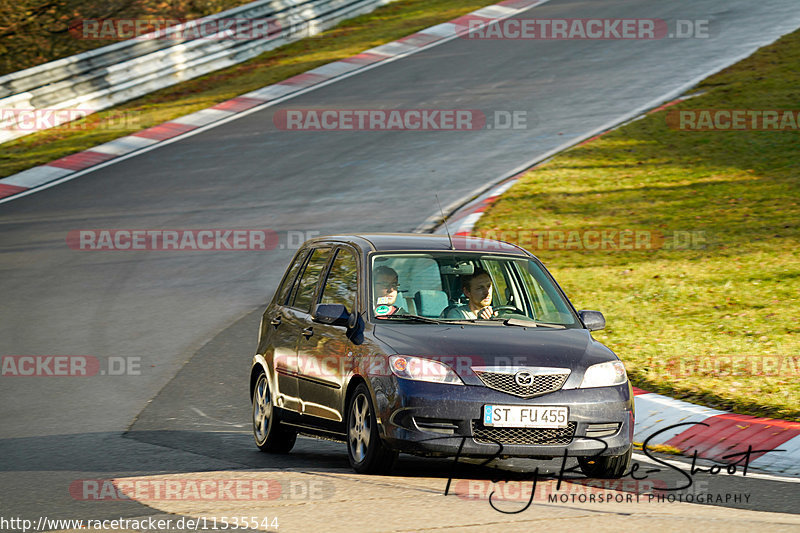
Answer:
[[373, 266, 406, 317], [444, 268, 495, 319]]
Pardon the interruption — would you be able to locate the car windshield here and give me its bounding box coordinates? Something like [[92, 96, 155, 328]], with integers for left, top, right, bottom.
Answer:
[[369, 252, 580, 327]]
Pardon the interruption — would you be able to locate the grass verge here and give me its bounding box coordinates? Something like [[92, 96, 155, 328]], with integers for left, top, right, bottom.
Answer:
[[475, 29, 800, 421], [0, 0, 498, 179]]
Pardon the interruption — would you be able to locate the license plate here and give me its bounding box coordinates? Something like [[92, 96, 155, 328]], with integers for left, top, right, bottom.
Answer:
[[483, 405, 568, 428]]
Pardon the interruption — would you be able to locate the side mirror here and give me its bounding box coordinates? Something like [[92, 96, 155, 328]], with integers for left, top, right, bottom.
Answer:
[[578, 310, 605, 331], [313, 303, 351, 327]]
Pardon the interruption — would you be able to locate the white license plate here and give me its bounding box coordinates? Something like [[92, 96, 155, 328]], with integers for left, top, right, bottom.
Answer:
[[483, 405, 568, 428]]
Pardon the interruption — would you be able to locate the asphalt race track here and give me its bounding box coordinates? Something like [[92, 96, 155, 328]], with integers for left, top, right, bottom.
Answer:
[[1, 0, 799, 530]]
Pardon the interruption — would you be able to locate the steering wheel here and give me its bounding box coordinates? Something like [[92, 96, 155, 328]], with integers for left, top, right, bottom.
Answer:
[[493, 305, 526, 317]]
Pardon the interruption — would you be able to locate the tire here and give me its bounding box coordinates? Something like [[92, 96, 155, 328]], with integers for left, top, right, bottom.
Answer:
[[252, 371, 296, 453], [578, 445, 632, 479], [347, 383, 397, 474]]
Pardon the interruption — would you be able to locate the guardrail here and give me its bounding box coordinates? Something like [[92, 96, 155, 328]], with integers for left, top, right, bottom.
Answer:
[[0, 0, 394, 144]]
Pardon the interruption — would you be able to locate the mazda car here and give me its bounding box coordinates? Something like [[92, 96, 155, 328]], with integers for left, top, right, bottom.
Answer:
[[250, 233, 633, 477]]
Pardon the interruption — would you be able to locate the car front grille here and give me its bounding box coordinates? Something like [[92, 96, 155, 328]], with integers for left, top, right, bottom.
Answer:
[[471, 421, 577, 446], [473, 370, 568, 398]]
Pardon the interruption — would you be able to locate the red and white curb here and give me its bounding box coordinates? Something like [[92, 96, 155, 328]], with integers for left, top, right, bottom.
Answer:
[[0, 0, 550, 204], [632, 388, 800, 477], [428, 154, 800, 478]]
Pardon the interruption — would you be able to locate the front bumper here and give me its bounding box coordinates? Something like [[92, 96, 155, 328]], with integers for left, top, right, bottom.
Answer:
[[376, 378, 633, 459]]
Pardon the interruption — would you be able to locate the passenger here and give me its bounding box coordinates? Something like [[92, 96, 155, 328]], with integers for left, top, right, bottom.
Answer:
[[373, 266, 406, 317], [444, 268, 495, 319]]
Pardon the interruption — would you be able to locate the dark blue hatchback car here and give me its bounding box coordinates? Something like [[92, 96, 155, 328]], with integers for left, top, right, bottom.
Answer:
[[250, 233, 633, 476]]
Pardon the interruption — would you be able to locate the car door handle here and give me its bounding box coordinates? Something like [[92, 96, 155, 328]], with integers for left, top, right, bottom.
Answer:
[[270, 316, 281, 327], [302, 327, 314, 339]]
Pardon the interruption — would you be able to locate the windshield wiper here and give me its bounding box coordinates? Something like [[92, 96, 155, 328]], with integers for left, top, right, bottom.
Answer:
[[490, 317, 566, 329], [376, 314, 443, 324]]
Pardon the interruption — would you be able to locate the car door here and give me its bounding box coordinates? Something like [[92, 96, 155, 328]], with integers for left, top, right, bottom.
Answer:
[[271, 246, 332, 414], [296, 246, 359, 427]]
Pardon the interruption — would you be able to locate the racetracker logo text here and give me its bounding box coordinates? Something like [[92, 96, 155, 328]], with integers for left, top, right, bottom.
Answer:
[[67, 230, 279, 251], [457, 18, 669, 39], [273, 109, 486, 131], [1, 356, 140, 377], [70, 478, 332, 501], [456, 229, 709, 251], [70, 18, 282, 40], [667, 109, 800, 131], [0, 109, 139, 132], [649, 355, 798, 378]]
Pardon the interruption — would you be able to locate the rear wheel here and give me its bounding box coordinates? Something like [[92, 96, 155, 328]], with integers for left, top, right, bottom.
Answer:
[[252, 371, 296, 453], [347, 383, 397, 474], [578, 445, 632, 478]]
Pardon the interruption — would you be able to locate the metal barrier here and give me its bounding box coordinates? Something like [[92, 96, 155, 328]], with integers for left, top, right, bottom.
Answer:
[[0, 0, 394, 144]]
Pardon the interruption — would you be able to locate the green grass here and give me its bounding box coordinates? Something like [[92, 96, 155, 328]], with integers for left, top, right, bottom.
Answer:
[[0, 0, 498, 179], [475, 29, 800, 421]]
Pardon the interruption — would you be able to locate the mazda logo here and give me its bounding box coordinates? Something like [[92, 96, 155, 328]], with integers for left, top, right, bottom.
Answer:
[[514, 370, 534, 387]]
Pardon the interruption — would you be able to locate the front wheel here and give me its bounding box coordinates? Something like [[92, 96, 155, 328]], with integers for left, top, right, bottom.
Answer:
[[347, 383, 397, 474], [578, 445, 632, 478], [252, 371, 296, 453]]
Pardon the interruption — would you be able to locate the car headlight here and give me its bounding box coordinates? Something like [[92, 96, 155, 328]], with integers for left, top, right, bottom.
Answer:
[[579, 360, 627, 388], [389, 355, 463, 384]]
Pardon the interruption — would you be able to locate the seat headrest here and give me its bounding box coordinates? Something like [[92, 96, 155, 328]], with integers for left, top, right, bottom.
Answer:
[[414, 290, 449, 317]]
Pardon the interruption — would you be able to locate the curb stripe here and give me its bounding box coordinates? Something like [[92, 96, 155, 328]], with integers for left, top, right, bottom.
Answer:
[[133, 122, 197, 141], [666, 413, 800, 462], [420, 23, 458, 38], [90, 136, 159, 156], [277, 72, 329, 87], [1, 165, 73, 188], [172, 108, 235, 126], [0, 183, 27, 199], [498, 0, 546, 8], [750, 433, 800, 474], [398, 33, 443, 48], [210, 97, 266, 114], [340, 52, 388, 65], [633, 394, 725, 445], [48, 150, 117, 171]]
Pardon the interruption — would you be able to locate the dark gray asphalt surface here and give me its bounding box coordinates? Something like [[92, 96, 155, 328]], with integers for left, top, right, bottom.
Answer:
[[2, 0, 799, 526]]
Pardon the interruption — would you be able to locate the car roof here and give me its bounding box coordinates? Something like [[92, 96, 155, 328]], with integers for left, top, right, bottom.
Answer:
[[309, 233, 530, 255]]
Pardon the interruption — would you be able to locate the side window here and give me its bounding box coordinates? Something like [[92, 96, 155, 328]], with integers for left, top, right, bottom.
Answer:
[[320, 248, 359, 312], [483, 261, 510, 306], [518, 262, 564, 322], [290, 248, 331, 311], [279, 250, 308, 305]]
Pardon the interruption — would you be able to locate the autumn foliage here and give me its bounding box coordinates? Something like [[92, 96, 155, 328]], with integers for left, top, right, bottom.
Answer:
[[0, 0, 252, 76]]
